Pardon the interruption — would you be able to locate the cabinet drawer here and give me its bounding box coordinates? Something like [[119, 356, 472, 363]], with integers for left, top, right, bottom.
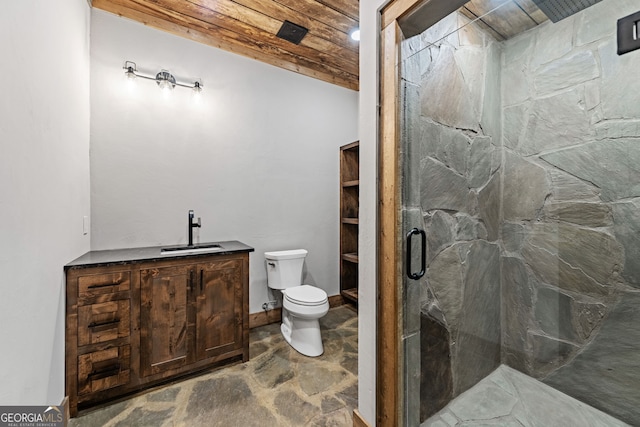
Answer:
[[78, 271, 130, 302], [78, 300, 130, 346], [78, 345, 130, 396]]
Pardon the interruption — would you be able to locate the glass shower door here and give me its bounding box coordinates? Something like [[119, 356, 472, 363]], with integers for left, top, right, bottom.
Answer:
[[398, 0, 640, 425], [399, 7, 504, 424]]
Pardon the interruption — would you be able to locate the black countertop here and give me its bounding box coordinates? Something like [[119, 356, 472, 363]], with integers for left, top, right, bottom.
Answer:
[[65, 240, 254, 269]]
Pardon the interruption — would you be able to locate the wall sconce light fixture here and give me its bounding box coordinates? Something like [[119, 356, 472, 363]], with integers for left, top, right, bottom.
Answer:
[[124, 61, 203, 93]]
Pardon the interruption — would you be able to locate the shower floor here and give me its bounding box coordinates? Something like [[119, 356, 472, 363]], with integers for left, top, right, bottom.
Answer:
[[422, 365, 629, 427]]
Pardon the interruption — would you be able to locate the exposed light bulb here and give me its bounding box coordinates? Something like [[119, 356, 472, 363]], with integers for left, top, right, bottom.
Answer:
[[158, 80, 173, 91], [350, 29, 360, 41], [123, 61, 138, 80], [156, 70, 176, 91], [125, 66, 137, 79]]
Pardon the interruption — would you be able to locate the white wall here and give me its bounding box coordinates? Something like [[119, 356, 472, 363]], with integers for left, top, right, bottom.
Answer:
[[0, 0, 91, 405], [90, 10, 358, 314], [359, 0, 385, 423]]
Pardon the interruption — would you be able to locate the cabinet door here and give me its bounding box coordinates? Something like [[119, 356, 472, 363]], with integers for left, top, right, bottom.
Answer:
[[195, 258, 244, 361], [140, 264, 195, 377]]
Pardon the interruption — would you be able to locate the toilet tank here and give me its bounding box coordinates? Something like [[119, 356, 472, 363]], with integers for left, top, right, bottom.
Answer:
[[265, 249, 308, 290]]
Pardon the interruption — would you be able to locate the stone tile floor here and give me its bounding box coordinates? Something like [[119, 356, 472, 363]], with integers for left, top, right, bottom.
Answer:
[[423, 365, 629, 427], [70, 305, 358, 427]]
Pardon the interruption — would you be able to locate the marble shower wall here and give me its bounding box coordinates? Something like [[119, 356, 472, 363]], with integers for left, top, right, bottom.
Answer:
[[405, 0, 640, 424], [400, 13, 503, 421], [500, 1, 640, 423]]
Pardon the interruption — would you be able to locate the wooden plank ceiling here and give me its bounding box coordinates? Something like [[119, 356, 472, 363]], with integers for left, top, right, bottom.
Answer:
[[92, 0, 551, 91], [92, 0, 360, 90]]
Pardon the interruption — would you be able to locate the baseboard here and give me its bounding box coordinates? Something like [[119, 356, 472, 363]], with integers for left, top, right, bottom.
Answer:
[[249, 294, 346, 329], [328, 294, 345, 308], [249, 307, 282, 328], [353, 409, 371, 427]]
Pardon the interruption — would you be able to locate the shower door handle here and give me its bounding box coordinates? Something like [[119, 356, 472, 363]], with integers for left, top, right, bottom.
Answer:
[[406, 228, 426, 280]]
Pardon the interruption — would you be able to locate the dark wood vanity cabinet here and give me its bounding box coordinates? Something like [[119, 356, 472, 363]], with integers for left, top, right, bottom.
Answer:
[[195, 257, 245, 361], [139, 256, 246, 377], [139, 262, 193, 377], [65, 266, 134, 412], [66, 250, 250, 417]]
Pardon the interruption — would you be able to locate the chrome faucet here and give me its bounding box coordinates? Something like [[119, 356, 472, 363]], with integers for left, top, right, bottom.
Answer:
[[188, 210, 201, 247]]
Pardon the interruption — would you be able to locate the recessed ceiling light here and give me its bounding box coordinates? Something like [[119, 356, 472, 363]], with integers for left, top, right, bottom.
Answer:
[[350, 29, 360, 42]]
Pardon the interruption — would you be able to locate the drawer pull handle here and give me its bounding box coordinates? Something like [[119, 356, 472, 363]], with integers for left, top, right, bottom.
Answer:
[[88, 364, 120, 380], [87, 280, 122, 289], [88, 319, 121, 329]]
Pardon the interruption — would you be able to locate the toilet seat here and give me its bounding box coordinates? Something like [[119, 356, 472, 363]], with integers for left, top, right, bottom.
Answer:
[[284, 285, 328, 306]]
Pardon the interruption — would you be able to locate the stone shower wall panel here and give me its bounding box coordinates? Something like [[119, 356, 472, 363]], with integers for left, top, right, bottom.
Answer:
[[411, 1, 640, 423], [411, 12, 503, 420], [542, 202, 612, 228], [477, 172, 500, 241], [547, 168, 601, 201], [526, 222, 622, 287], [502, 152, 549, 221], [420, 45, 481, 132], [420, 157, 470, 213], [541, 138, 640, 202], [500, 0, 640, 423], [428, 243, 466, 336], [612, 200, 640, 287], [453, 241, 501, 395], [419, 303, 454, 421], [542, 291, 640, 424], [501, 256, 533, 373], [533, 50, 599, 95]]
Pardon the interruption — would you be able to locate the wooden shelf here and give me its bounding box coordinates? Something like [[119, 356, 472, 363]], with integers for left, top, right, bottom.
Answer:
[[342, 253, 359, 263], [341, 288, 358, 303], [340, 141, 359, 305]]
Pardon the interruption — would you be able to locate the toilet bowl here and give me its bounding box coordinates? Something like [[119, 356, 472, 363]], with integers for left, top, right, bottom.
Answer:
[[265, 250, 329, 357]]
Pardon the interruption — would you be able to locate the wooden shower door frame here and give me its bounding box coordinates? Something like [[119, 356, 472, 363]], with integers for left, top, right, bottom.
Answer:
[[377, 1, 409, 425], [377, 0, 454, 425]]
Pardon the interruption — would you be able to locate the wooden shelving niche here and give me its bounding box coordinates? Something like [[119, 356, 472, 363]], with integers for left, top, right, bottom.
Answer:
[[340, 141, 359, 304]]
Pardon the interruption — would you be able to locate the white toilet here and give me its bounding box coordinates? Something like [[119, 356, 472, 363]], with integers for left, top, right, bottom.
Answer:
[[265, 249, 329, 357]]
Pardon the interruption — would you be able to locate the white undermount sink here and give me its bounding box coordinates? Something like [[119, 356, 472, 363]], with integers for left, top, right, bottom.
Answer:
[[160, 243, 224, 255]]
